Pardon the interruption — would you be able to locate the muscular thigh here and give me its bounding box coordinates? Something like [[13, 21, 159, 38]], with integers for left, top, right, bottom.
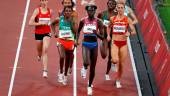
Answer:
[[111, 44, 119, 62], [58, 44, 66, 58], [82, 46, 90, 64], [119, 45, 128, 62]]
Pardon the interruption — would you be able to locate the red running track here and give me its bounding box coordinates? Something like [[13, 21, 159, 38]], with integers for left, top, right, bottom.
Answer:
[[0, 0, 139, 96]]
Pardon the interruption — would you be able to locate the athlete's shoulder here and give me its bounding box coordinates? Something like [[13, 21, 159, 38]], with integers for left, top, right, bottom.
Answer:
[[72, 10, 78, 17]]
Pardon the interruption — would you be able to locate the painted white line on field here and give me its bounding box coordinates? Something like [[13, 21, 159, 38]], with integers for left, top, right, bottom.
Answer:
[[8, 0, 30, 96], [127, 37, 142, 96]]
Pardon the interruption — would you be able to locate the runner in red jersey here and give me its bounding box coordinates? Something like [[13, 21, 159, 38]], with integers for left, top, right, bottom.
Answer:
[[107, 2, 136, 88], [29, 0, 52, 78]]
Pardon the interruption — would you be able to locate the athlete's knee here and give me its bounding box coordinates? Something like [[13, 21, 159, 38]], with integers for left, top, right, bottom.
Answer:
[[112, 58, 119, 64]]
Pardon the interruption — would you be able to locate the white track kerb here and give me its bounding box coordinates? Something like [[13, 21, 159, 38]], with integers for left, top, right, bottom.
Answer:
[[8, 0, 30, 96]]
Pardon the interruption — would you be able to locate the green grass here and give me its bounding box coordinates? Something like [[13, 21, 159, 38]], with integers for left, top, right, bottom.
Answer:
[[158, 6, 170, 45], [164, 0, 170, 4]]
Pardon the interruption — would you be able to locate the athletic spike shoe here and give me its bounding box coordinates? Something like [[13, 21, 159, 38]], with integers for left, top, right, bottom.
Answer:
[[105, 74, 111, 80], [81, 67, 87, 79], [87, 86, 92, 96]]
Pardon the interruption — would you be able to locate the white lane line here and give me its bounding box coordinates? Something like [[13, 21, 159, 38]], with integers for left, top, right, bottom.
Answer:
[[73, 48, 77, 96], [127, 37, 142, 96], [73, 1, 77, 96], [8, 0, 30, 96]]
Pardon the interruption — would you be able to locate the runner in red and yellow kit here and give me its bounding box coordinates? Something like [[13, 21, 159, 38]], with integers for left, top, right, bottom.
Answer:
[[107, 2, 136, 88]]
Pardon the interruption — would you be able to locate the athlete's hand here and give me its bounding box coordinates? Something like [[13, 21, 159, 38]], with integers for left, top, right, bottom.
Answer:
[[54, 32, 58, 38], [125, 32, 130, 37], [93, 30, 97, 34], [75, 41, 79, 47]]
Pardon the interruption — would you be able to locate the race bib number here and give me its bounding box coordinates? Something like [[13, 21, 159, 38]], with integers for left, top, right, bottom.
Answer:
[[103, 20, 110, 27], [113, 25, 126, 33], [39, 18, 50, 24], [83, 25, 96, 33], [59, 30, 72, 38]]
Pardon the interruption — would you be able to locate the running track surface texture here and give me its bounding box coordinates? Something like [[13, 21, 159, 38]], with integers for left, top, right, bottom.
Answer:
[[0, 0, 139, 96]]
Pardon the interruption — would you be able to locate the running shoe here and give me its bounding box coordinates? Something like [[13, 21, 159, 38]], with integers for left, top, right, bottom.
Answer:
[[43, 70, 48, 78], [87, 86, 92, 95], [58, 72, 64, 83], [115, 80, 122, 88], [81, 67, 87, 79], [62, 76, 68, 85], [105, 74, 111, 80]]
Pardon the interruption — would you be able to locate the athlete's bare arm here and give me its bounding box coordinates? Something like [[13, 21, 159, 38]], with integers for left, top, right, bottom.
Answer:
[[128, 17, 136, 35], [94, 19, 104, 40], [107, 16, 114, 41], [29, 8, 49, 26], [76, 19, 84, 44], [128, 7, 138, 25], [50, 17, 59, 37], [29, 8, 40, 26]]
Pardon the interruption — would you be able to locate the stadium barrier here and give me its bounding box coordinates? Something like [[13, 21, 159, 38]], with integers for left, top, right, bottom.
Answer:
[[132, 0, 170, 95]]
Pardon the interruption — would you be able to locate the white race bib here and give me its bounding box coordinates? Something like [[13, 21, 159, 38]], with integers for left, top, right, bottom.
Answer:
[[113, 25, 126, 33], [59, 30, 72, 38], [103, 20, 110, 27], [83, 24, 96, 33], [39, 18, 50, 24]]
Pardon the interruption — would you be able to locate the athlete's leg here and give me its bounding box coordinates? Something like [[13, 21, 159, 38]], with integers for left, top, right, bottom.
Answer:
[[57, 43, 66, 74], [106, 41, 111, 74], [64, 50, 74, 76], [81, 45, 90, 78], [68, 48, 74, 74], [88, 46, 98, 87], [42, 36, 51, 71], [36, 40, 43, 61], [82, 46, 90, 69], [111, 43, 119, 66], [118, 45, 128, 80]]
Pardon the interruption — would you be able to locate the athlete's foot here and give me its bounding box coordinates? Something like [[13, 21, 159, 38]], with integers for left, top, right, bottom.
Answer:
[[105, 74, 111, 81], [62, 76, 68, 85], [81, 67, 87, 79], [87, 86, 93, 96], [58, 72, 64, 83], [115, 80, 122, 88], [42, 70, 48, 78]]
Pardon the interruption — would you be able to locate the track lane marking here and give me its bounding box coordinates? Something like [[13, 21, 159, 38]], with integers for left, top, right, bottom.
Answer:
[[127, 37, 142, 96], [8, 0, 30, 96]]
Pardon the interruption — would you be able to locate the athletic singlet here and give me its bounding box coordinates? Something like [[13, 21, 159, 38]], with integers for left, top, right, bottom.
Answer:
[[102, 11, 110, 27], [58, 16, 74, 40], [82, 17, 98, 49], [112, 16, 128, 35], [83, 17, 98, 34], [35, 7, 51, 34]]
